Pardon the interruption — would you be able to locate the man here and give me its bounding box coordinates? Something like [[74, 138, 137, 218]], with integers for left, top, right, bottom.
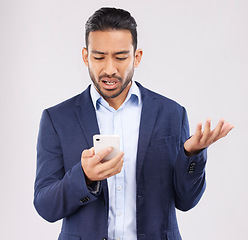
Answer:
[[34, 7, 233, 240]]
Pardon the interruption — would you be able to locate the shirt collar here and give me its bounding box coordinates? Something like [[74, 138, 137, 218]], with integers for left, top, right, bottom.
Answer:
[[90, 84, 102, 110], [90, 81, 141, 111]]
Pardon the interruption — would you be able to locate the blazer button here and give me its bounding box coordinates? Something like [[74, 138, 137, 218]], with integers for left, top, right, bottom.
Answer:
[[80, 196, 90, 203], [102, 238, 107, 240], [188, 162, 196, 173]]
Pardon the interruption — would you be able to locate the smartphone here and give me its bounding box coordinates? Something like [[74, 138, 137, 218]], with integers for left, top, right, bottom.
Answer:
[[93, 135, 120, 162]]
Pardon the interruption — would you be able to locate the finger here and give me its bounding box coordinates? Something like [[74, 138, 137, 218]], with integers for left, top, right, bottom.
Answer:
[[106, 159, 124, 178], [194, 122, 203, 140], [82, 147, 94, 158], [200, 119, 212, 144], [93, 147, 113, 163], [96, 151, 124, 175], [214, 122, 234, 141], [100, 155, 124, 179], [209, 119, 225, 143], [102, 152, 124, 169]]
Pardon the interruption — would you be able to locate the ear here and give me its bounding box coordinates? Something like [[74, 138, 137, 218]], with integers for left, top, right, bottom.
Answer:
[[82, 47, 89, 66], [134, 49, 143, 68]]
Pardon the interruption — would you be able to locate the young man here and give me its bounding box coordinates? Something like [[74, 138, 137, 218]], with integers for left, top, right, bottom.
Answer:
[[34, 7, 233, 240]]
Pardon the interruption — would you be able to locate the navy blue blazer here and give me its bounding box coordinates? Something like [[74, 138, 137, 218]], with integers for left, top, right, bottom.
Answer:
[[34, 82, 207, 240]]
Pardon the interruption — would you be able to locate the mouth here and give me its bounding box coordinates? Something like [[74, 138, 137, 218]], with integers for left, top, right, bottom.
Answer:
[[100, 78, 120, 90], [103, 80, 116, 85]]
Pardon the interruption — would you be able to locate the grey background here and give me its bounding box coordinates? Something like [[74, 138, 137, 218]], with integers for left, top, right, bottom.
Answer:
[[0, 0, 247, 239]]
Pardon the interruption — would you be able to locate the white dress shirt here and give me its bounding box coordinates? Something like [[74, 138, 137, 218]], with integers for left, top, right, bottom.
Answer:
[[90, 81, 142, 240]]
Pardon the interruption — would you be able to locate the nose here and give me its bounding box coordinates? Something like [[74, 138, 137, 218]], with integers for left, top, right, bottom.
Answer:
[[103, 58, 117, 76]]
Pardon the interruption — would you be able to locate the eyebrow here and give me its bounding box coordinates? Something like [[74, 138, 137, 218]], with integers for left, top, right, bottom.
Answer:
[[114, 51, 130, 55], [91, 50, 130, 55], [91, 50, 106, 55]]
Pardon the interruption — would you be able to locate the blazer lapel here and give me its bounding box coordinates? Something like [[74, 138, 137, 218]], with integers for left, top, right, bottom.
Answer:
[[75, 85, 109, 208], [75, 85, 100, 148], [136, 83, 159, 184]]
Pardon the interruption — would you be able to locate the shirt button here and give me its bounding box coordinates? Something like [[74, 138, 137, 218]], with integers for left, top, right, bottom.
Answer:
[[117, 211, 122, 216], [118, 185, 123, 191]]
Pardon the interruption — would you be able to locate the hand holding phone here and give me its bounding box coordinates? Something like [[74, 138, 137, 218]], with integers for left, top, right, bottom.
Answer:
[[81, 135, 123, 183]]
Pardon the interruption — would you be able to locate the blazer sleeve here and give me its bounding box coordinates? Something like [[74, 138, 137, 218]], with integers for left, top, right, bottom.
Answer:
[[34, 110, 101, 222], [173, 107, 207, 211]]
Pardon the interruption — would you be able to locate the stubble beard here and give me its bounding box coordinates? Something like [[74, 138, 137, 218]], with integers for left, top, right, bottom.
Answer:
[[88, 67, 134, 99]]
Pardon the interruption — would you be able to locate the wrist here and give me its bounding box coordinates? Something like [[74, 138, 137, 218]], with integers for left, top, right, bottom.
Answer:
[[184, 141, 201, 156], [84, 174, 93, 186]]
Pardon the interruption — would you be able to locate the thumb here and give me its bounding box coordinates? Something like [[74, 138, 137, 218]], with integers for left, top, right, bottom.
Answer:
[[82, 147, 94, 158]]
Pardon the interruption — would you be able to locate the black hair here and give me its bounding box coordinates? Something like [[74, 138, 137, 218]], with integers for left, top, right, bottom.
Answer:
[[85, 7, 137, 51]]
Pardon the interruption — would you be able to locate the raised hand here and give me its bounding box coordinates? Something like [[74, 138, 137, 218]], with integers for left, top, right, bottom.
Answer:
[[184, 119, 234, 156]]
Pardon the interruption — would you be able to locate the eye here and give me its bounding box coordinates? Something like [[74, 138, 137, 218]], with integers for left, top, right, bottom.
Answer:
[[94, 57, 105, 60], [116, 57, 127, 61]]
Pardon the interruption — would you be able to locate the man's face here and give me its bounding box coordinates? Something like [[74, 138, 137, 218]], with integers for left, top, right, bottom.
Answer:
[[82, 30, 142, 101]]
